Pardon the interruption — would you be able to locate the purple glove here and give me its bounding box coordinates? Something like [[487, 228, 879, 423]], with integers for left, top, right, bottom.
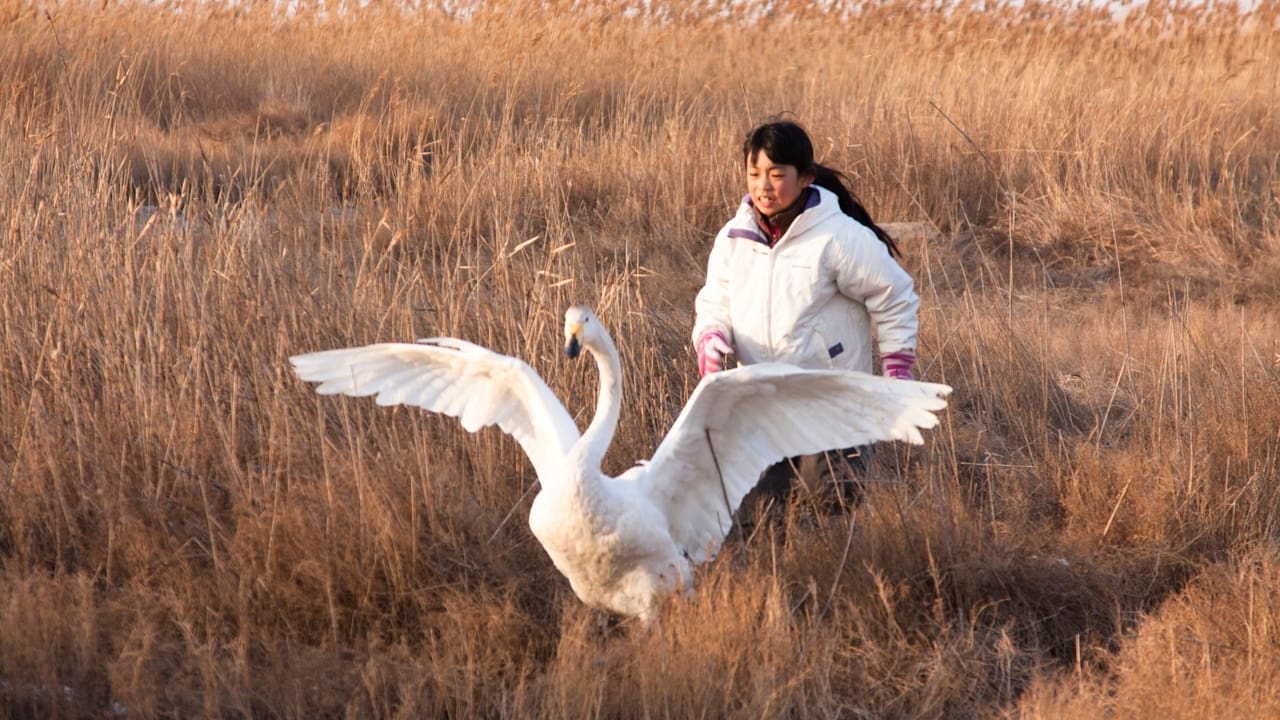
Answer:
[[696, 330, 734, 377], [882, 350, 916, 380]]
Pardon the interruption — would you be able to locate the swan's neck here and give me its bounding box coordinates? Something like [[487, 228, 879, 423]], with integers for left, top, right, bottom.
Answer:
[[572, 332, 623, 472]]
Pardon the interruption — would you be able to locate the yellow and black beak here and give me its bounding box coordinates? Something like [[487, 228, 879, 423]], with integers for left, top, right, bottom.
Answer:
[[564, 322, 583, 359]]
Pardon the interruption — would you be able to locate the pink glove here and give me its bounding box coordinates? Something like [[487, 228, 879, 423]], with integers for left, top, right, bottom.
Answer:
[[696, 330, 734, 377], [882, 350, 916, 380]]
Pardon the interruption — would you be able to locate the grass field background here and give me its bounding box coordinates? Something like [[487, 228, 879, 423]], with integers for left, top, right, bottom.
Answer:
[[3, 0, 1280, 716]]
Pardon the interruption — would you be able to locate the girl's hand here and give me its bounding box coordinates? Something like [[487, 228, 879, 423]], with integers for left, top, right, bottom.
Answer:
[[882, 351, 916, 380], [696, 330, 734, 377]]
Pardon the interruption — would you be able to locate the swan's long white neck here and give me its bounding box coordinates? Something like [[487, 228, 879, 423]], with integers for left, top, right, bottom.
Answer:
[[571, 329, 622, 473]]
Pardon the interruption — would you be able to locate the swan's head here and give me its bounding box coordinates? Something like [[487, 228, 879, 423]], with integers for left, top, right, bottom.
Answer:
[[563, 304, 600, 359]]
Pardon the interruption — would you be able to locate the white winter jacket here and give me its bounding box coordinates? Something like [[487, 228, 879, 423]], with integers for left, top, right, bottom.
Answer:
[[692, 185, 919, 374]]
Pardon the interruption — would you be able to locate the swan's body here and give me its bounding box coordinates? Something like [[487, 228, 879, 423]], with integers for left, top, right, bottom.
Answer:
[[291, 305, 951, 624]]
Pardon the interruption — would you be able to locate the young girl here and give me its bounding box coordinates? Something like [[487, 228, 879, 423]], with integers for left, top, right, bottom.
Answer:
[[691, 119, 920, 505]]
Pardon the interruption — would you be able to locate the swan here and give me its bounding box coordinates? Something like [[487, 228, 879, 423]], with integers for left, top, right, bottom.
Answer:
[[290, 305, 951, 625]]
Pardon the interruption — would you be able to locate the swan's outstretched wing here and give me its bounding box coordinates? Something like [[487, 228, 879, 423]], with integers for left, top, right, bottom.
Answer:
[[638, 364, 951, 562], [290, 339, 580, 487]]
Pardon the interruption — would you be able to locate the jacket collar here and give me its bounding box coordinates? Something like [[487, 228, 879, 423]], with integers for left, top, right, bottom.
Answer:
[[729, 185, 842, 247], [753, 187, 816, 243]]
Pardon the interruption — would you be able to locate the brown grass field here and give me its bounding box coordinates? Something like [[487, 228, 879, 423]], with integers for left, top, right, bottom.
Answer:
[[3, 0, 1280, 716]]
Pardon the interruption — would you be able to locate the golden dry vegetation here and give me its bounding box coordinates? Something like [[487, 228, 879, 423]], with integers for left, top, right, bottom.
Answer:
[[3, 0, 1280, 716]]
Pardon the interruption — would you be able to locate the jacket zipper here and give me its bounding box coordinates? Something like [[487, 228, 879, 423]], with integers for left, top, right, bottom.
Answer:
[[756, 190, 815, 363], [764, 247, 775, 361]]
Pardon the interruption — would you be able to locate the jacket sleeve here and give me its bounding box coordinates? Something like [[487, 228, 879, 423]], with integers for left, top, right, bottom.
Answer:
[[829, 223, 920, 356], [691, 228, 735, 346]]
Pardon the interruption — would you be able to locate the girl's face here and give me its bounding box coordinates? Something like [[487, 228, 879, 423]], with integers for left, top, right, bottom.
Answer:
[[746, 150, 813, 216]]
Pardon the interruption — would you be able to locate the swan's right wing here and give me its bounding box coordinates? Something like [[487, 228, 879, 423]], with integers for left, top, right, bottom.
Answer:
[[639, 364, 951, 562], [290, 339, 580, 487]]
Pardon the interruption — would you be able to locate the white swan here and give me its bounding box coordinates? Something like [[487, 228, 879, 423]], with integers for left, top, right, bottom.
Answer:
[[290, 305, 951, 625]]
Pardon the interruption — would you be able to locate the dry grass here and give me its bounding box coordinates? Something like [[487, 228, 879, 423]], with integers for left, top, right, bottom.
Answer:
[[3, 0, 1280, 716]]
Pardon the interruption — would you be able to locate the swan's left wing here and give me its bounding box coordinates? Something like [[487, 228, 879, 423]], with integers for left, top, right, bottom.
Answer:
[[638, 364, 951, 562], [290, 339, 580, 488]]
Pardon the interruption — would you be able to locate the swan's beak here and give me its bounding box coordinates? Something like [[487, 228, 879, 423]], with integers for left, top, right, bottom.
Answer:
[[564, 322, 583, 359]]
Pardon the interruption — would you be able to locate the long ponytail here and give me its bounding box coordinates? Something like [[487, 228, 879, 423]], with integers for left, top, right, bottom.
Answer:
[[810, 164, 902, 258], [743, 120, 901, 258]]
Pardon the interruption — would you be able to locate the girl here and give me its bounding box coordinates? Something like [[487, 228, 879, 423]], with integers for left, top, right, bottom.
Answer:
[[692, 119, 920, 506]]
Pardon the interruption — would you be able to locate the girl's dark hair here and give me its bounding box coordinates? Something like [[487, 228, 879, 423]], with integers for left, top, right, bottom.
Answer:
[[742, 120, 901, 257]]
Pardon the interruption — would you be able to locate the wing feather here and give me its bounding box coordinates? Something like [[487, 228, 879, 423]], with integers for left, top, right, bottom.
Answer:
[[639, 364, 950, 562], [291, 339, 579, 487]]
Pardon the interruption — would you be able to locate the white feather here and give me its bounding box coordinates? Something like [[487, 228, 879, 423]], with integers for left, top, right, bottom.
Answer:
[[291, 305, 951, 625]]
